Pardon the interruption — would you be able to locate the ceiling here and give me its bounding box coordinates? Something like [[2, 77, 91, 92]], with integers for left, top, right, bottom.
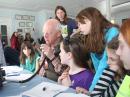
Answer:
[[0, 0, 130, 16], [111, 0, 130, 14]]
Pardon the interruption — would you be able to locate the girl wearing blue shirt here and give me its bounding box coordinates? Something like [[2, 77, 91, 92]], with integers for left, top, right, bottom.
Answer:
[[76, 7, 119, 92], [20, 41, 39, 73]]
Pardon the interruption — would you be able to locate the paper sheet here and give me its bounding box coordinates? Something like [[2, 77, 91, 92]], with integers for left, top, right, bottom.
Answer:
[[57, 93, 90, 97], [2, 66, 33, 82], [22, 82, 69, 97], [5, 73, 33, 82], [2, 66, 23, 74]]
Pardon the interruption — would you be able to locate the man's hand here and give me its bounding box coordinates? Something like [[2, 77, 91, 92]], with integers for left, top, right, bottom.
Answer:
[[40, 44, 55, 60]]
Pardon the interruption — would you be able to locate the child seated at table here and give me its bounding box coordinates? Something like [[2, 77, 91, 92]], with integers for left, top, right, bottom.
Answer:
[[76, 36, 126, 96], [20, 41, 39, 72], [58, 37, 94, 90]]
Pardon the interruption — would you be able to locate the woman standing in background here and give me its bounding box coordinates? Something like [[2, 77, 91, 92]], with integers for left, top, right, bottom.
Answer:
[[10, 32, 19, 51], [55, 5, 77, 38], [24, 33, 34, 44]]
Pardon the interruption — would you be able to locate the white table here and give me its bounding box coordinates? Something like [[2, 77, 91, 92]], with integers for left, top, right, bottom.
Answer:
[[0, 66, 75, 97], [0, 75, 55, 97], [0, 66, 88, 97]]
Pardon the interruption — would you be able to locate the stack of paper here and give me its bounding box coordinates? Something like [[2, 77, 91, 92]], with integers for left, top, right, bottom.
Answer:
[[2, 66, 23, 75], [5, 73, 33, 82], [2, 66, 32, 82]]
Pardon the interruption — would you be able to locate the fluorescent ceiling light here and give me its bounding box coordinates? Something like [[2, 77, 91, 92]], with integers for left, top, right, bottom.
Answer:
[[0, 0, 19, 4], [112, 1, 130, 9]]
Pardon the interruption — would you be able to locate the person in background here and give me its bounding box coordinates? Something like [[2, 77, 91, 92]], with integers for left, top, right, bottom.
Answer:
[[0, 32, 6, 66], [55, 5, 77, 38], [24, 32, 34, 44], [116, 19, 130, 97], [17, 34, 24, 52], [33, 42, 41, 56], [4, 47, 20, 66], [38, 36, 46, 44], [76, 7, 119, 91], [10, 32, 19, 51], [20, 41, 39, 72], [39, 19, 63, 81], [58, 37, 94, 90]]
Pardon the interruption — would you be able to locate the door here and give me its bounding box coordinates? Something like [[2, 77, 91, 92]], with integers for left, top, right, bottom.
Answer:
[[1, 25, 8, 47]]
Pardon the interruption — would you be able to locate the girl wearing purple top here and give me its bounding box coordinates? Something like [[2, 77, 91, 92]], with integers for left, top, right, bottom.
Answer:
[[58, 37, 94, 90]]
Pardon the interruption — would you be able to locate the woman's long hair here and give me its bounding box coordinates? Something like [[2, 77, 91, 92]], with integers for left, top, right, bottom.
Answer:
[[120, 19, 130, 76], [120, 19, 130, 47], [11, 32, 17, 40], [20, 41, 35, 65], [76, 7, 118, 53]]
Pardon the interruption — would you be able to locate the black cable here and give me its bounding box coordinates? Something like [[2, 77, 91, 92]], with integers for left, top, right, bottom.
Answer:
[[19, 56, 47, 83]]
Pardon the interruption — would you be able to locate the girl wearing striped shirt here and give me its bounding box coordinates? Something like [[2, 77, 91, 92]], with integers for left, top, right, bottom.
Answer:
[[77, 36, 126, 97]]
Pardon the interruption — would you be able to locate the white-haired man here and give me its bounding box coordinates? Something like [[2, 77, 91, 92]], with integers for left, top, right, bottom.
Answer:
[[40, 19, 63, 81]]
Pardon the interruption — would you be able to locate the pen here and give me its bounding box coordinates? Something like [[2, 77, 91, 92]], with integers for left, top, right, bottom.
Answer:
[[53, 91, 64, 97], [6, 72, 20, 76]]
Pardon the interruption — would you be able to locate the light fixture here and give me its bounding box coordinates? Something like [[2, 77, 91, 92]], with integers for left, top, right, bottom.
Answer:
[[112, 1, 130, 9]]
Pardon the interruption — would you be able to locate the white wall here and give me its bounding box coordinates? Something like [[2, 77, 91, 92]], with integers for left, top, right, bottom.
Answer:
[[0, 8, 54, 45], [0, 8, 36, 44], [35, 9, 54, 39], [112, 10, 130, 25]]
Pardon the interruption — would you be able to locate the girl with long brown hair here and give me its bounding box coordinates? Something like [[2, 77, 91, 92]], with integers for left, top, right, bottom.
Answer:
[[55, 5, 77, 37], [76, 7, 119, 91], [20, 41, 39, 72]]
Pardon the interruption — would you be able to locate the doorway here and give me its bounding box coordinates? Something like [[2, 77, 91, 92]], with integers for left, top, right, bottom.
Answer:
[[0, 17, 11, 47]]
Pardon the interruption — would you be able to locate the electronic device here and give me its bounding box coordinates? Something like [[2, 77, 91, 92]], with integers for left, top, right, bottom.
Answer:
[[0, 65, 5, 87]]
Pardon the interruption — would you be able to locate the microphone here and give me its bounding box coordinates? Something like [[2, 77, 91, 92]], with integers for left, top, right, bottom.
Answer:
[[19, 56, 47, 83]]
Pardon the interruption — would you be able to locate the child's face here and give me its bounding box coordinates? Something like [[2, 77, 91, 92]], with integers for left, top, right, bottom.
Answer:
[[56, 9, 65, 21], [23, 46, 31, 57], [116, 33, 130, 70], [107, 48, 120, 67], [59, 43, 70, 65], [78, 18, 91, 35]]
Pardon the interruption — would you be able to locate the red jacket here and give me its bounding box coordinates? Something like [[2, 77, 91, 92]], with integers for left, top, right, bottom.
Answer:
[[10, 36, 19, 50]]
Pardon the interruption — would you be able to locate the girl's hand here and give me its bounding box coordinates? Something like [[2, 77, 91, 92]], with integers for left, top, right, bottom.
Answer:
[[76, 87, 89, 94], [58, 72, 71, 87]]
